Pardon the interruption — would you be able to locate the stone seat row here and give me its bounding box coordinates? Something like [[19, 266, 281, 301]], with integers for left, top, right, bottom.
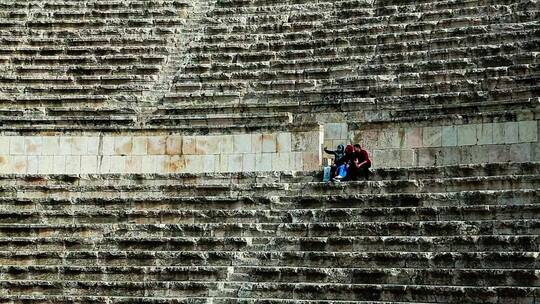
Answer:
[[188, 42, 537, 68], [2, 161, 536, 182], [0, 265, 537, 287], [209, 4, 533, 26], [0, 279, 538, 302], [1, 249, 537, 268], [191, 27, 536, 54], [0, 37, 174, 47], [163, 86, 536, 109], [169, 76, 536, 96], [2, 189, 535, 215], [0, 203, 536, 225], [0, 218, 536, 238], [203, 12, 536, 38], [1, 175, 537, 199], [0, 46, 171, 58], [180, 53, 536, 80]]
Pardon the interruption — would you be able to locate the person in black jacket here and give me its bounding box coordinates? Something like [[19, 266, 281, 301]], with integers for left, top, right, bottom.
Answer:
[[324, 144, 344, 164]]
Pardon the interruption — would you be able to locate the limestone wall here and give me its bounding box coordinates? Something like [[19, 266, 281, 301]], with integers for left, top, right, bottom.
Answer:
[[0, 127, 322, 174], [352, 118, 539, 168]]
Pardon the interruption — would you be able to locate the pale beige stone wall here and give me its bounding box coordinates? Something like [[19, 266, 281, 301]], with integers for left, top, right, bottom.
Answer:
[[352, 120, 539, 168], [0, 129, 322, 174]]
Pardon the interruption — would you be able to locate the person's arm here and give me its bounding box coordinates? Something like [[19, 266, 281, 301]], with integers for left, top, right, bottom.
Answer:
[[324, 147, 336, 156], [355, 150, 370, 168]]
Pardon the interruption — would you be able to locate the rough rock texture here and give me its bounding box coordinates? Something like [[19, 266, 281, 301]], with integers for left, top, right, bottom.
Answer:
[[0, 0, 539, 302], [0, 0, 537, 131], [0, 163, 539, 302]]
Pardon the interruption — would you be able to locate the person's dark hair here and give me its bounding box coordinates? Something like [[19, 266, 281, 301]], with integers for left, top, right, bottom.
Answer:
[[353, 144, 361, 149]]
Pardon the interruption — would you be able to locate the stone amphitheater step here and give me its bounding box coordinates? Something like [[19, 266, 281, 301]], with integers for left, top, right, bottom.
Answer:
[[0, 163, 536, 301]]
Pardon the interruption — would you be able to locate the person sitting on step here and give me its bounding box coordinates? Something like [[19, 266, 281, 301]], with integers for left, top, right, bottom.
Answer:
[[346, 143, 372, 181], [324, 144, 345, 180], [332, 144, 355, 181]]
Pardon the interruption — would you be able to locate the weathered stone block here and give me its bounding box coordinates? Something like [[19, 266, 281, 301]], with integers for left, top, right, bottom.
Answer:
[[441, 126, 457, 147], [0, 137, 8, 154], [38, 156, 54, 174], [357, 129, 379, 150], [302, 152, 320, 171], [141, 155, 156, 173], [110, 156, 125, 173], [272, 153, 290, 171], [27, 156, 38, 174], [378, 129, 400, 149], [292, 132, 319, 152], [182, 136, 197, 155], [422, 126, 442, 147], [233, 134, 251, 153], [242, 153, 256, 171], [457, 124, 477, 146], [102, 137, 115, 155], [25, 137, 42, 155], [10, 155, 27, 174], [262, 134, 277, 153], [98, 155, 111, 174], [518, 121, 538, 143], [374, 149, 400, 168], [65, 155, 81, 174], [132, 137, 148, 155], [251, 134, 263, 153], [400, 149, 417, 167], [167, 155, 185, 173], [166, 136, 182, 155], [290, 152, 303, 171], [488, 145, 510, 163], [324, 123, 346, 140], [476, 124, 493, 145], [86, 137, 100, 155], [114, 137, 132, 155], [493, 123, 505, 144], [10, 136, 25, 155], [126, 156, 143, 173], [404, 127, 422, 148], [441, 147, 460, 166], [220, 135, 234, 154], [42, 137, 60, 156], [72, 137, 88, 155], [53, 156, 66, 173], [504, 122, 519, 144], [509, 143, 532, 162], [228, 154, 243, 172], [80, 156, 98, 174], [255, 153, 272, 171], [218, 154, 228, 173], [147, 136, 166, 155], [197, 136, 221, 155], [417, 148, 442, 166]]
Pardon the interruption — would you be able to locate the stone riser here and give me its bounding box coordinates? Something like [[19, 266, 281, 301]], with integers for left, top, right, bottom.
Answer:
[[1, 234, 538, 252], [0, 266, 537, 287], [2, 250, 537, 268], [0, 220, 536, 238], [0, 204, 537, 225], [0, 280, 538, 302], [1, 175, 537, 200]]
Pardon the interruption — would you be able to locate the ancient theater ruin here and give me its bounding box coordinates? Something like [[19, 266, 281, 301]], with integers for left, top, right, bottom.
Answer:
[[0, 0, 538, 302]]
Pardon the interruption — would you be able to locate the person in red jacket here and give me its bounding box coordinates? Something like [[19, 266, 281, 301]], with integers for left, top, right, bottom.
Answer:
[[346, 144, 372, 181]]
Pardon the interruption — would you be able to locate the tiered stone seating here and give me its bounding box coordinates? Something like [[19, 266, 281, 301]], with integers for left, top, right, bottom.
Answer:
[[0, 162, 538, 302], [0, 0, 196, 129], [161, 0, 539, 123]]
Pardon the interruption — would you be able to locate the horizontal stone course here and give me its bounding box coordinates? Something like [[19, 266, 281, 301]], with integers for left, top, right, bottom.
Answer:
[[0, 128, 321, 174]]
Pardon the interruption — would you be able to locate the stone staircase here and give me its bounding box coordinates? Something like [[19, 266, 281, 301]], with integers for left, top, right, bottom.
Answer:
[[0, 162, 538, 302], [0, 0, 537, 130]]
